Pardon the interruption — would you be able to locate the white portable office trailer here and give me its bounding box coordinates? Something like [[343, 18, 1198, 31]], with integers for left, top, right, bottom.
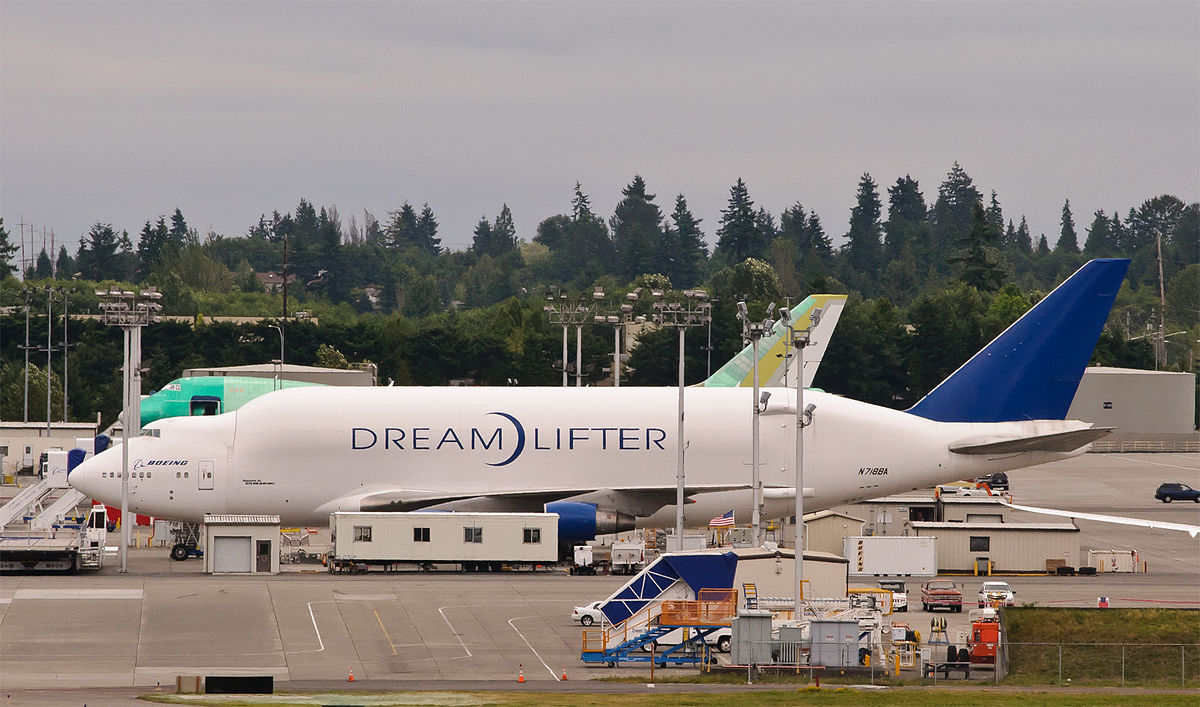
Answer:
[[329, 511, 559, 569]]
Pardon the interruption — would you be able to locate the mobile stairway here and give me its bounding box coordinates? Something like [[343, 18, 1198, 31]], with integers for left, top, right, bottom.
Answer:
[[580, 551, 739, 666]]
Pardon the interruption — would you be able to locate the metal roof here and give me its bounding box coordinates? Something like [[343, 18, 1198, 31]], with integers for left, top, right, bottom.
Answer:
[[911, 521, 1078, 531], [203, 514, 281, 525]]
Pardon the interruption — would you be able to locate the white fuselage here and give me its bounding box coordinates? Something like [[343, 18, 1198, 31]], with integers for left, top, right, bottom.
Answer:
[[68, 386, 1091, 526]]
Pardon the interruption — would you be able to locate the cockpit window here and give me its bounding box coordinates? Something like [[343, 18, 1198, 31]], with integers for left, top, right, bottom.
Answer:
[[139, 429, 161, 438]]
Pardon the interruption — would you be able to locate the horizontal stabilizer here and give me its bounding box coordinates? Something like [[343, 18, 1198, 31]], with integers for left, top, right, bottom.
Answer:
[[995, 499, 1200, 538], [949, 427, 1115, 455]]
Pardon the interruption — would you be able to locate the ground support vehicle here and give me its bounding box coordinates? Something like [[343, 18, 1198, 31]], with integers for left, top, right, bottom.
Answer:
[[968, 614, 1001, 665], [921, 580, 963, 612], [977, 581, 1015, 608], [878, 580, 908, 612], [169, 522, 204, 561], [328, 511, 558, 573]]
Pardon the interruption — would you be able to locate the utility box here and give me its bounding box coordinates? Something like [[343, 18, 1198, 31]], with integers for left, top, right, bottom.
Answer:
[[730, 609, 773, 665], [202, 515, 281, 575], [809, 620, 859, 668], [664, 534, 707, 552], [610, 541, 645, 575]]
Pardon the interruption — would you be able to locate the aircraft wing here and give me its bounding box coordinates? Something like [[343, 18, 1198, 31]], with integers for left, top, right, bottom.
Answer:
[[353, 484, 750, 515], [995, 499, 1200, 538], [949, 427, 1115, 455]]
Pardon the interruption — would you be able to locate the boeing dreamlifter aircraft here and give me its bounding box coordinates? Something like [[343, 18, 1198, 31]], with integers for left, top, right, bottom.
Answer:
[[70, 260, 1136, 545]]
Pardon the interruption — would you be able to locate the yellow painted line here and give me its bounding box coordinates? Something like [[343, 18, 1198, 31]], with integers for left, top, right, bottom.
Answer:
[[374, 609, 398, 655]]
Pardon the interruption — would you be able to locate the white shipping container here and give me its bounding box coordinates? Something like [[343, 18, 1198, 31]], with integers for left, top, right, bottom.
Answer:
[[329, 512, 558, 564], [844, 536, 936, 577], [1088, 549, 1139, 573]]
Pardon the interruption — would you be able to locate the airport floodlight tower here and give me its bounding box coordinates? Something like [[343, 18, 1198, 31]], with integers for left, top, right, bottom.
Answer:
[[543, 288, 595, 387], [97, 286, 163, 573], [594, 287, 645, 387], [737, 299, 776, 546], [779, 304, 822, 617], [653, 289, 712, 545]]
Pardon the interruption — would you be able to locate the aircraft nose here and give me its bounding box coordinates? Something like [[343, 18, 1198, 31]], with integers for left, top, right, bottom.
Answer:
[[68, 452, 107, 499]]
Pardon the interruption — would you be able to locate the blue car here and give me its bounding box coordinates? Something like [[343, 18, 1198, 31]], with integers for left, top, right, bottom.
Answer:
[[1154, 483, 1200, 503]]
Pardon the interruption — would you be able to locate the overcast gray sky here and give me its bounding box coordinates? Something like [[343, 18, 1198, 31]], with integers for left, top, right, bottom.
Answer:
[[2, 1, 1197, 260]]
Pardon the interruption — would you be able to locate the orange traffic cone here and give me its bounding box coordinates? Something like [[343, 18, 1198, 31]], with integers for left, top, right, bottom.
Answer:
[[517, 664, 525, 683], [561, 666, 569, 680], [348, 668, 355, 682]]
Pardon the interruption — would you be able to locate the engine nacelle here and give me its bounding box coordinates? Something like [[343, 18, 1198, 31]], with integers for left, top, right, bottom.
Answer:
[[546, 501, 635, 544]]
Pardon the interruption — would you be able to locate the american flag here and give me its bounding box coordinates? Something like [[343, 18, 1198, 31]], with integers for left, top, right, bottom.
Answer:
[[709, 510, 735, 527]]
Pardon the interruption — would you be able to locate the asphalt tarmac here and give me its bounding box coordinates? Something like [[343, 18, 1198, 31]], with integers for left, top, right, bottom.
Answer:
[[0, 452, 1196, 704]]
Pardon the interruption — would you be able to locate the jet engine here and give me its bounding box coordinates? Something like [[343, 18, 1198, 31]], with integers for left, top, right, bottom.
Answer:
[[545, 501, 635, 544]]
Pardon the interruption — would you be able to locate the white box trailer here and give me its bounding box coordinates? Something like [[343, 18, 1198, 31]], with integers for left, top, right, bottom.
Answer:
[[329, 511, 559, 572], [844, 536, 936, 577]]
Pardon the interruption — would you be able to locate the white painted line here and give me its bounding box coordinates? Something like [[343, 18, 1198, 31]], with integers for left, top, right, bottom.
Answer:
[[0, 598, 11, 604], [508, 615, 560, 681], [437, 606, 472, 658], [295, 600, 328, 653], [1119, 455, 1200, 472], [334, 594, 396, 601], [13, 589, 143, 600]]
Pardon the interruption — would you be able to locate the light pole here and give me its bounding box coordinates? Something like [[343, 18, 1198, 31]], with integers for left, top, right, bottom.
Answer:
[[594, 288, 643, 387], [543, 288, 594, 386], [21, 287, 33, 422], [97, 286, 163, 573], [653, 289, 711, 546], [779, 304, 823, 617], [44, 285, 60, 440], [61, 286, 72, 422], [738, 300, 775, 546]]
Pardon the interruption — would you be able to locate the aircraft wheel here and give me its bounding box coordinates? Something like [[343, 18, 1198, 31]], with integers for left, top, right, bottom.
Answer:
[[170, 544, 190, 561]]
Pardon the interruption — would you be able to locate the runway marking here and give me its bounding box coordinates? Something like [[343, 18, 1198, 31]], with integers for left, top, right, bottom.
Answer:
[[290, 600, 330, 653], [374, 609, 398, 655], [1118, 455, 1200, 472], [508, 615, 560, 681], [437, 606, 472, 658], [12, 589, 142, 600]]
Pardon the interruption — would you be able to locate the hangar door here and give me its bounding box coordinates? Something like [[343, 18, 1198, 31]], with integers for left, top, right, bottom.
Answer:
[[213, 536, 253, 573]]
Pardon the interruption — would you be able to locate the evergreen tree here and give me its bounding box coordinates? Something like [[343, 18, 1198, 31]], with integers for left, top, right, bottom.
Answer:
[[571, 182, 593, 222], [1109, 212, 1128, 253], [807, 213, 832, 254], [1003, 220, 1016, 250], [610, 175, 663, 279], [844, 172, 883, 277], [416, 203, 442, 256], [715, 178, 763, 262], [985, 191, 1004, 244], [948, 201, 1005, 290], [76, 222, 121, 280], [534, 214, 570, 251], [384, 202, 419, 252], [137, 216, 172, 278], [1083, 210, 1115, 257], [930, 162, 982, 264], [884, 176, 928, 261], [471, 216, 495, 256], [666, 194, 707, 287], [1057, 199, 1079, 252], [1126, 195, 1185, 252], [1015, 216, 1032, 254], [1035, 234, 1050, 256], [55, 245, 74, 278], [492, 204, 517, 254], [34, 248, 53, 279], [0, 218, 17, 279], [169, 208, 190, 244]]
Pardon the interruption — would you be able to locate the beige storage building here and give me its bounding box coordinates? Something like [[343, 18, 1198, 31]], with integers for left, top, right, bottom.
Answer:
[[203, 514, 282, 574], [802, 510, 865, 555], [912, 521, 1080, 573], [1068, 366, 1197, 450]]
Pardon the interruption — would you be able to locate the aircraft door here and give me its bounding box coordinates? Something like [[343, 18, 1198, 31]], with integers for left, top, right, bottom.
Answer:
[[198, 460, 215, 490]]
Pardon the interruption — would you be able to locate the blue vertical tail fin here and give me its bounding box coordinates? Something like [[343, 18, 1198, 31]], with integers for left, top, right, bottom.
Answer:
[[907, 259, 1129, 423]]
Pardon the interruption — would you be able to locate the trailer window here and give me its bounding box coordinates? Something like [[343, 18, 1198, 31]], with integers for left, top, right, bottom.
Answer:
[[523, 528, 541, 544], [969, 536, 990, 552], [354, 525, 372, 542], [463, 526, 483, 544], [413, 527, 430, 542]]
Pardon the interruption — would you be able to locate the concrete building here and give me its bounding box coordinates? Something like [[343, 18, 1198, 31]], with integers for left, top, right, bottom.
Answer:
[[0, 422, 100, 479], [911, 521, 1080, 573], [1068, 366, 1197, 451], [202, 514, 282, 574]]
